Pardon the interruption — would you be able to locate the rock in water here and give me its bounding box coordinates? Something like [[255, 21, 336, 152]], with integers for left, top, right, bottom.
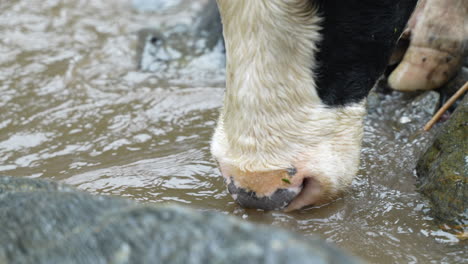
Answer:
[[416, 94, 467, 229], [0, 176, 360, 264], [132, 0, 182, 12], [136, 0, 224, 76]]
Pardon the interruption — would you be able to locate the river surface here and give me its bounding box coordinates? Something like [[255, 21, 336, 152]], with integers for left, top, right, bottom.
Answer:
[[0, 1, 465, 263]]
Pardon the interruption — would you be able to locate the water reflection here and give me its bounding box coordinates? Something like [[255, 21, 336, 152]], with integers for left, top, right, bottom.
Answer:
[[0, 1, 465, 263]]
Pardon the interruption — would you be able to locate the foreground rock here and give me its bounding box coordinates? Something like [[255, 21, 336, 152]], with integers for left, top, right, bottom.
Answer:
[[416, 94, 467, 229], [0, 176, 360, 264]]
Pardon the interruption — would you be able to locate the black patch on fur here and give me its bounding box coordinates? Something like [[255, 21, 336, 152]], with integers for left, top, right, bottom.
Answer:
[[313, 0, 417, 106]]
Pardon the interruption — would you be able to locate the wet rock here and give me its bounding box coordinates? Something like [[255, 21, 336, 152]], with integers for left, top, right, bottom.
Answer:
[[132, 0, 183, 12], [416, 94, 467, 227], [388, 0, 467, 91], [0, 176, 361, 264], [437, 66, 468, 110], [136, 0, 224, 79], [369, 89, 440, 136], [395, 91, 439, 128]]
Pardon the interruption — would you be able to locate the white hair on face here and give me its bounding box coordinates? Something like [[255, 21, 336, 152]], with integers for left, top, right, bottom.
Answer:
[[212, 0, 366, 194]]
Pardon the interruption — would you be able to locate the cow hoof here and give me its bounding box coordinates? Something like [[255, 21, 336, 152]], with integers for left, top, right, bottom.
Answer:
[[388, 0, 466, 92], [388, 46, 461, 91]]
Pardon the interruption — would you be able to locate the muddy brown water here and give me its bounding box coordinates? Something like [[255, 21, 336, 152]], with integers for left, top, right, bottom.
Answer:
[[0, 1, 465, 263]]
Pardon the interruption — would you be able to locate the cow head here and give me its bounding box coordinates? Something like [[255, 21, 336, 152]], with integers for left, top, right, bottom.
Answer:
[[211, 0, 416, 211]]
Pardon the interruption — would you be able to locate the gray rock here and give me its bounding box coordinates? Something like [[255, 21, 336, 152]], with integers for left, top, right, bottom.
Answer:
[[132, 0, 183, 12], [416, 94, 467, 227], [0, 176, 361, 264], [396, 91, 440, 127], [136, 0, 224, 74], [437, 66, 468, 110]]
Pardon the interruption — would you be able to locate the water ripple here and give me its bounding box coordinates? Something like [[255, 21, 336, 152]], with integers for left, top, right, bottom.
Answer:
[[0, 1, 464, 263]]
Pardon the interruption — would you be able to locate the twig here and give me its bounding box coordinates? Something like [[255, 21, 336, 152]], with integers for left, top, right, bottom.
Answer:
[[423, 81, 468, 131]]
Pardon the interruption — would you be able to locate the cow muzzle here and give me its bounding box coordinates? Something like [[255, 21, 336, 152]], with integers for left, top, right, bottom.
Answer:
[[220, 165, 310, 210], [227, 179, 301, 210]]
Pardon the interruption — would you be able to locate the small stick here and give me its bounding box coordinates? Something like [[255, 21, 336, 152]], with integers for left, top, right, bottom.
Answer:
[[423, 81, 468, 131]]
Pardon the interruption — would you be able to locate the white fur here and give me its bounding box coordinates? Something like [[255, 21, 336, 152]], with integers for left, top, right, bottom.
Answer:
[[212, 0, 366, 196]]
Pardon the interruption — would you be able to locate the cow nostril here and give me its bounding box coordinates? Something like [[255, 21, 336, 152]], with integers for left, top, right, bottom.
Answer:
[[227, 180, 300, 210]]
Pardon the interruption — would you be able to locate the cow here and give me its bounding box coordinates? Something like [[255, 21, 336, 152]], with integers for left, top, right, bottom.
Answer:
[[210, 0, 418, 211]]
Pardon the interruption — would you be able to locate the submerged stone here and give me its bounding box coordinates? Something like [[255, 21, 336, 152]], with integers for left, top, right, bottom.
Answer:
[[437, 66, 468, 110], [132, 0, 183, 12], [416, 94, 467, 228], [0, 176, 360, 264], [136, 0, 224, 77]]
